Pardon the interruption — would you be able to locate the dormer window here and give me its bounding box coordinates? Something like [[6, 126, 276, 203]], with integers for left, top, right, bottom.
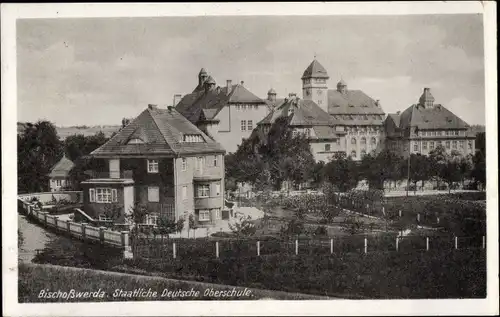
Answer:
[[183, 134, 204, 143], [127, 138, 144, 144]]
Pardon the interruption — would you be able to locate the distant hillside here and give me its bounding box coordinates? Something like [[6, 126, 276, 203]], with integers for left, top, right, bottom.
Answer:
[[56, 125, 120, 140], [469, 125, 485, 135]]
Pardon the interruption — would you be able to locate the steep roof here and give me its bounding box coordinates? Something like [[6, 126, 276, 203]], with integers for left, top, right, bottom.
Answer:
[[302, 59, 329, 79], [258, 98, 332, 127], [91, 105, 225, 157], [398, 104, 470, 130], [49, 155, 75, 178], [387, 113, 401, 127], [176, 83, 267, 124], [327, 89, 385, 116]]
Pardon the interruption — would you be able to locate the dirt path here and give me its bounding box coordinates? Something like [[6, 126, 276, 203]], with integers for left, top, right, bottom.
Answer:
[[18, 214, 56, 263]]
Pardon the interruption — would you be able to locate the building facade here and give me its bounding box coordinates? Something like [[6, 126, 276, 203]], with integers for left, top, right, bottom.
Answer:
[[384, 88, 476, 158], [176, 69, 271, 154], [256, 58, 385, 162], [81, 104, 229, 229], [48, 155, 75, 191]]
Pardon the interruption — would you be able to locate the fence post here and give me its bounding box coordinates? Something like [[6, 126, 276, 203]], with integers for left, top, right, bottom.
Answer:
[[295, 239, 298, 255], [437, 217, 440, 224], [66, 221, 71, 233], [54, 217, 58, 230], [99, 227, 105, 243], [454, 236, 458, 250], [426, 237, 429, 251], [173, 242, 177, 259], [396, 237, 399, 252], [482, 236, 485, 249], [81, 223, 86, 239], [121, 231, 133, 259], [257, 241, 260, 256], [215, 241, 219, 258], [364, 237, 367, 254], [381, 206, 385, 216], [417, 213, 420, 222], [44, 212, 48, 226], [399, 210, 402, 218], [330, 238, 333, 254]]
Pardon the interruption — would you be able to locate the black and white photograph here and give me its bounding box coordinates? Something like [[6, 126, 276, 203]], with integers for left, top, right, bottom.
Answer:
[[2, 2, 498, 316]]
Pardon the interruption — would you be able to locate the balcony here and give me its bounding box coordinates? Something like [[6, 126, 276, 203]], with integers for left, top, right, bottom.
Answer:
[[194, 196, 223, 209], [84, 170, 134, 180]]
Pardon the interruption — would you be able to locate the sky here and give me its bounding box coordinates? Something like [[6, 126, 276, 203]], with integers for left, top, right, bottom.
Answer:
[[17, 14, 485, 126]]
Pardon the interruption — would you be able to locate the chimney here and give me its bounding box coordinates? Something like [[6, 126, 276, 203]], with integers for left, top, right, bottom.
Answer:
[[226, 80, 232, 95], [173, 94, 182, 107], [375, 99, 380, 107], [396, 111, 401, 115], [148, 104, 158, 110], [167, 105, 174, 112], [240, 81, 244, 86], [289, 93, 296, 98]]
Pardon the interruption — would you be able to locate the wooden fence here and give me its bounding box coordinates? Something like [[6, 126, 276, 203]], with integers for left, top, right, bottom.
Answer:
[[132, 234, 486, 260]]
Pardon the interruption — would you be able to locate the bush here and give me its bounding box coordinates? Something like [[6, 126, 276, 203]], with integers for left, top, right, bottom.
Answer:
[[314, 225, 328, 236]]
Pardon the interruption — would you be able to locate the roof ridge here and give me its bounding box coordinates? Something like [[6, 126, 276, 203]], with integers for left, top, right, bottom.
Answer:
[[146, 108, 178, 155]]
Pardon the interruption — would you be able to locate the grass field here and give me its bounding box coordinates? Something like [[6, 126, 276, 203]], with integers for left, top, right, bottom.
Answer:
[[18, 263, 329, 302]]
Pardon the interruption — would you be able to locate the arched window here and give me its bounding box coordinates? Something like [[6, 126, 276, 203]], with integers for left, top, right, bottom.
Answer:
[[371, 137, 376, 145], [351, 150, 357, 159], [361, 150, 366, 157], [361, 137, 366, 145], [351, 138, 357, 145]]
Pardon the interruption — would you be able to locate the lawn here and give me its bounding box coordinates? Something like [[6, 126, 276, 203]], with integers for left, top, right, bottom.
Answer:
[[18, 263, 328, 302]]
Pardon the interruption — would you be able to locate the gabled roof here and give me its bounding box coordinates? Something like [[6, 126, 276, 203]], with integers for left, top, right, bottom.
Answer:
[[49, 155, 75, 178], [398, 104, 470, 130], [327, 89, 385, 116], [302, 59, 329, 79], [176, 83, 267, 124], [258, 98, 332, 127], [387, 113, 401, 127], [91, 105, 225, 157]]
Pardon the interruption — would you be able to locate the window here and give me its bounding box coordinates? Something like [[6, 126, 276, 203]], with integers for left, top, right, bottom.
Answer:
[[214, 208, 222, 220], [459, 141, 465, 149], [127, 138, 144, 144], [236, 105, 240, 110], [147, 159, 159, 173], [437, 131, 442, 136], [430, 141, 435, 150], [181, 158, 187, 171], [413, 143, 418, 151], [56, 179, 61, 186], [242, 105, 247, 110], [437, 141, 442, 147], [454, 130, 459, 136], [199, 209, 210, 221], [196, 157, 204, 171], [446, 141, 450, 149], [215, 184, 221, 196], [361, 150, 367, 157], [452, 141, 458, 149], [336, 139, 341, 145], [94, 188, 117, 203], [361, 137, 366, 145], [351, 138, 357, 145], [468, 141, 473, 149], [89, 188, 95, 202], [148, 186, 160, 202], [241, 120, 246, 131], [351, 151, 357, 159], [445, 131, 450, 136], [145, 214, 158, 226], [325, 144, 331, 152], [99, 215, 112, 222], [182, 186, 188, 201], [196, 184, 210, 198], [423, 142, 427, 150], [213, 155, 218, 167], [371, 137, 376, 145], [254, 105, 258, 110], [183, 134, 203, 143], [247, 120, 253, 130]]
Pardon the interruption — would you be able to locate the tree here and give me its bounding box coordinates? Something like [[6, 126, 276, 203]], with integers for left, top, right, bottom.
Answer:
[[229, 215, 257, 237], [440, 160, 461, 193], [310, 161, 325, 188], [101, 204, 123, 227], [126, 202, 149, 234], [428, 145, 448, 188], [323, 152, 360, 192], [155, 216, 178, 236], [471, 150, 486, 190], [18, 121, 63, 193]]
